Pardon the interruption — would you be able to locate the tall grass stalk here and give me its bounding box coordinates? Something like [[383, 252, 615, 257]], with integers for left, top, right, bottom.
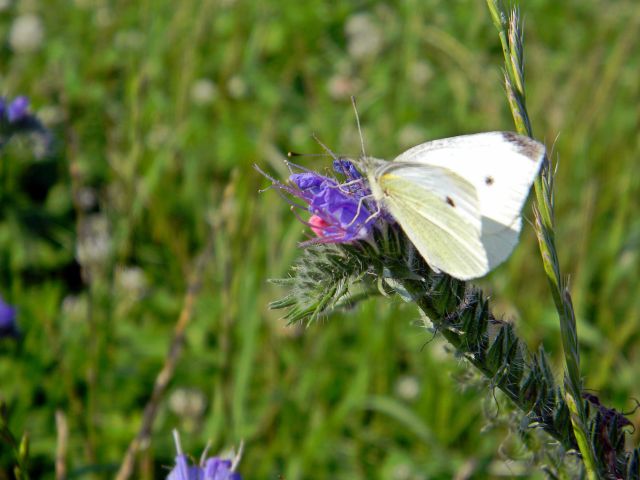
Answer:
[[485, 1, 598, 477]]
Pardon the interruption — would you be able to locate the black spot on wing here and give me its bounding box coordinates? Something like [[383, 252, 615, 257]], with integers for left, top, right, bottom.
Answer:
[[501, 132, 544, 160], [485, 176, 494, 185], [446, 196, 455, 207]]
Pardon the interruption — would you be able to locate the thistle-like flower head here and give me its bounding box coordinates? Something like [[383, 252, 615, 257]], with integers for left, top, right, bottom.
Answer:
[[257, 159, 377, 244]]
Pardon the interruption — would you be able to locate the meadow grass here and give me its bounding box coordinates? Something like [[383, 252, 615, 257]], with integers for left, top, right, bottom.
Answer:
[[1, 0, 639, 478]]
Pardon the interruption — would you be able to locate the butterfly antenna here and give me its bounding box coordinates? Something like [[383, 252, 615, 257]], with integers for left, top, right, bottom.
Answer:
[[285, 151, 330, 173], [287, 151, 329, 158], [351, 96, 367, 159], [311, 132, 339, 160]]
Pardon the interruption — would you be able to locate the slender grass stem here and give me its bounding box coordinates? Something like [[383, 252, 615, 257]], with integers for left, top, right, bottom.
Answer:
[[55, 410, 69, 480], [114, 230, 215, 480], [485, 1, 598, 478]]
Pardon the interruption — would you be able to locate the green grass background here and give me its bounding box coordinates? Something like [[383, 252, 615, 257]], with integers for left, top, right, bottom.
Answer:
[[1, 0, 639, 478]]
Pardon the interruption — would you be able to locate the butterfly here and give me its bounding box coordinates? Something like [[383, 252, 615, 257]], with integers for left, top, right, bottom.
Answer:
[[360, 131, 545, 280]]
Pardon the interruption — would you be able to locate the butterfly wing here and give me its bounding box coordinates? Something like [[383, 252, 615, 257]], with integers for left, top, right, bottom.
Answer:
[[376, 163, 491, 280], [393, 132, 545, 236], [391, 132, 544, 272], [481, 216, 522, 270]]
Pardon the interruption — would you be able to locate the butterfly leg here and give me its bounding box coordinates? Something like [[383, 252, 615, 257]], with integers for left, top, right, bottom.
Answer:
[[362, 201, 381, 224], [327, 179, 366, 194], [344, 194, 379, 228]]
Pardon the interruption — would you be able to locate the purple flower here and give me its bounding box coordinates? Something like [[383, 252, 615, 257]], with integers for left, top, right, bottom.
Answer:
[[333, 158, 362, 181], [289, 170, 375, 243], [0, 297, 18, 338], [167, 454, 203, 480], [7, 96, 30, 123], [0, 94, 52, 158], [167, 431, 242, 480], [256, 159, 379, 244], [289, 172, 329, 195], [202, 458, 241, 480]]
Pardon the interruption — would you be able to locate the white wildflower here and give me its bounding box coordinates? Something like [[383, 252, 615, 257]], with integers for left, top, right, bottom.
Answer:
[[76, 214, 112, 272], [9, 14, 44, 53], [327, 73, 361, 100], [227, 75, 247, 99], [395, 375, 420, 401], [345, 13, 383, 61], [408, 60, 433, 87], [76, 187, 98, 212], [391, 463, 412, 480], [168, 388, 207, 419], [94, 7, 112, 28], [115, 266, 147, 300], [62, 295, 86, 321], [146, 124, 171, 150], [38, 105, 65, 126], [191, 78, 219, 106]]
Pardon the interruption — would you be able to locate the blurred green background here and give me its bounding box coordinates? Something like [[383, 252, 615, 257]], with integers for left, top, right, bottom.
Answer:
[[1, 0, 639, 478]]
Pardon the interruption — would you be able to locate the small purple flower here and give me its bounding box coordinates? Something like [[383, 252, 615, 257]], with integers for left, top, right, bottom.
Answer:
[[256, 158, 380, 244], [167, 431, 242, 480], [7, 96, 30, 123], [168, 454, 203, 480], [289, 170, 375, 243], [332, 159, 397, 225], [289, 172, 329, 195], [333, 158, 362, 181], [0, 94, 52, 158], [0, 297, 18, 338], [202, 458, 241, 480]]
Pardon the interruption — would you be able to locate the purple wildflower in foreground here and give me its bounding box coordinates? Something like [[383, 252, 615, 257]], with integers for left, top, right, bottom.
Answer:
[[0, 94, 52, 157], [257, 159, 376, 244], [167, 431, 242, 480], [6, 96, 30, 123], [0, 95, 30, 124], [0, 297, 18, 338]]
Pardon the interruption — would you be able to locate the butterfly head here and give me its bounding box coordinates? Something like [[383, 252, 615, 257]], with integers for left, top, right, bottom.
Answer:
[[348, 156, 386, 201]]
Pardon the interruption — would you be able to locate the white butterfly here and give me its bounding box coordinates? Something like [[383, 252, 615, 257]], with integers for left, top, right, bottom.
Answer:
[[360, 132, 545, 280]]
